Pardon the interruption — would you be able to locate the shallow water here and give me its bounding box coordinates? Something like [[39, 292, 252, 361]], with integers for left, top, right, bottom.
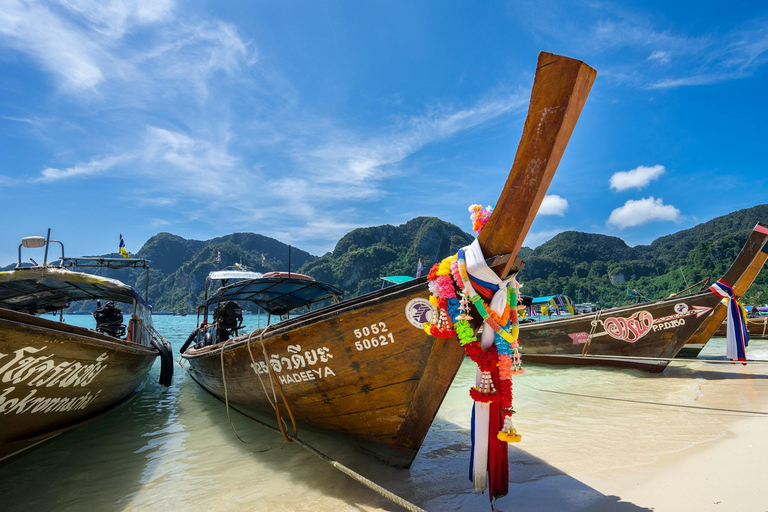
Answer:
[[2, 316, 767, 511]]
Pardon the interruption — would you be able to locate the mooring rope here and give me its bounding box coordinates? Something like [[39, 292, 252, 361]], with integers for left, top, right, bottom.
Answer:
[[581, 309, 602, 356], [219, 337, 248, 443], [555, 353, 768, 364], [245, 325, 298, 442], [523, 383, 768, 416], [224, 402, 427, 512]]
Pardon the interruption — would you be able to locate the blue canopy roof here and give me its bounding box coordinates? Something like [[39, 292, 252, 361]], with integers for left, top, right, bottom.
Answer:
[[206, 276, 343, 316]]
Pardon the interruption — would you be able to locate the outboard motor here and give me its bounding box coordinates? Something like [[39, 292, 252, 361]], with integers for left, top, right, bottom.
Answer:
[[213, 301, 243, 342], [93, 300, 126, 338]]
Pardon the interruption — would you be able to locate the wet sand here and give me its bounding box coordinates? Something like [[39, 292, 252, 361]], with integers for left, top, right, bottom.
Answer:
[[1, 316, 767, 511]]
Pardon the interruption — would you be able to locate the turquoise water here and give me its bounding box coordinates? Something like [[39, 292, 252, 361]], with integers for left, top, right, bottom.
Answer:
[[1, 316, 767, 511]]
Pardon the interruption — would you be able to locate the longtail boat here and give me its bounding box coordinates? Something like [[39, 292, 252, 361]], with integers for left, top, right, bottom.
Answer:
[[519, 222, 768, 372], [677, 225, 768, 357], [180, 51, 597, 467], [0, 234, 173, 463]]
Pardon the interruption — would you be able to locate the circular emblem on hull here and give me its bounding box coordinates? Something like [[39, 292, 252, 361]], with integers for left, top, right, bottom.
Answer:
[[674, 303, 689, 315], [405, 298, 433, 329]]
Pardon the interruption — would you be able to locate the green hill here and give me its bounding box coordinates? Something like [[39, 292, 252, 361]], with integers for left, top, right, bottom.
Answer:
[[518, 204, 768, 307], [5, 204, 766, 313]]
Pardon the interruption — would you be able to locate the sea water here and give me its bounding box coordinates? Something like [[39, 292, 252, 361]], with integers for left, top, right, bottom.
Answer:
[[1, 316, 767, 511]]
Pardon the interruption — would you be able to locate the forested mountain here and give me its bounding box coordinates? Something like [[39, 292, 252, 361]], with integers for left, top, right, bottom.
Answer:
[[517, 204, 768, 307], [299, 217, 474, 297], [5, 205, 767, 312]]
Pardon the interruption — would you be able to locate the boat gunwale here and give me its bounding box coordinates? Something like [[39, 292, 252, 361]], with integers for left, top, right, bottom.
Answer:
[[183, 277, 429, 359], [0, 306, 158, 357]]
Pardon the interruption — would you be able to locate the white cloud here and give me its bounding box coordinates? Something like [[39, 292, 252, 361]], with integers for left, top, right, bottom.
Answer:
[[290, 93, 527, 194], [537, 194, 568, 216], [647, 51, 671, 64], [38, 154, 130, 182], [609, 164, 665, 191], [0, 0, 253, 97], [607, 197, 681, 229]]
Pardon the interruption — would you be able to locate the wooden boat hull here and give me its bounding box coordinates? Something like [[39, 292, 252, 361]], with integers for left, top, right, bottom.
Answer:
[[0, 307, 157, 462], [519, 292, 723, 372], [184, 278, 464, 467], [183, 51, 597, 467]]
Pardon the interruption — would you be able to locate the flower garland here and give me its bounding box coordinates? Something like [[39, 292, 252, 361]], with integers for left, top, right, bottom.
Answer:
[[468, 204, 494, 234], [423, 247, 522, 443]]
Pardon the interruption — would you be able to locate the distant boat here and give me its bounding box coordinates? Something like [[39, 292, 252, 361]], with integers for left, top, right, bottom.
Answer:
[[713, 316, 768, 340], [0, 233, 173, 463], [518, 223, 768, 372], [180, 52, 597, 467]]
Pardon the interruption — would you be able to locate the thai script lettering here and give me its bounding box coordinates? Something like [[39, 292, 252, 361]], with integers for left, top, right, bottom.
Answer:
[[249, 344, 336, 385], [602, 311, 654, 343], [0, 386, 101, 415], [0, 346, 109, 389]]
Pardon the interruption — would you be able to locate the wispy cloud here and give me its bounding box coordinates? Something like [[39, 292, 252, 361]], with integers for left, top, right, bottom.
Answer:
[[537, 194, 569, 216], [38, 154, 131, 182], [607, 197, 681, 229], [508, 2, 768, 90], [647, 51, 671, 64], [609, 164, 665, 191]]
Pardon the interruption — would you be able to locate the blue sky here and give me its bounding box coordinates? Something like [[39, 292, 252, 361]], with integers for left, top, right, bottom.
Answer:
[[1, 0, 767, 266]]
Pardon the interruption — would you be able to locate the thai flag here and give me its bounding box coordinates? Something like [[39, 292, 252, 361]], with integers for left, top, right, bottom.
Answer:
[[216, 251, 221, 264], [261, 253, 266, 266], [416, 259, 423, 278]]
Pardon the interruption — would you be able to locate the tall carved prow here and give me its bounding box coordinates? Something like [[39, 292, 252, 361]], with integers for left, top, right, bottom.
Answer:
[[479, 52, 597, 277]]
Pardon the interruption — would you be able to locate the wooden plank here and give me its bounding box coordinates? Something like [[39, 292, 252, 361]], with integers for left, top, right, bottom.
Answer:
[[478, 52, 596, 277]]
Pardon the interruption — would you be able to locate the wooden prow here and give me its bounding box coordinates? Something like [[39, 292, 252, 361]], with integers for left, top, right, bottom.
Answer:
[[686, 222, 768, 346], [479, 52, 596, 277]]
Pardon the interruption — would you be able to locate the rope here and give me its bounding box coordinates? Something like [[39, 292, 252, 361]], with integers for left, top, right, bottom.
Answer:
[[524, 383, 768, 416], [220, 338, 247, 443], [223, 401, 427, 512], [553, 353, 768, 364], [581, 309, 602, 356], [244, 326, 297, 441]]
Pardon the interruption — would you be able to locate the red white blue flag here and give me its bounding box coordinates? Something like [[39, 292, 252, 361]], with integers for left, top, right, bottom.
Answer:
[[416, 259, 423, 278], [710, 279, 749, 363]]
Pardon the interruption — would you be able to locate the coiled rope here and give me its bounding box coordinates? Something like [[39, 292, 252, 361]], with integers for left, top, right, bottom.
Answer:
[[524, 383, 768, 416]]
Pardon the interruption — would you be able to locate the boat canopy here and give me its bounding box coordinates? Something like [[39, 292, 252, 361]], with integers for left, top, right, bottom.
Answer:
[[0, 267, 148, 314], [205, 276, 343, 316], [381, 276, 415, 284]]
